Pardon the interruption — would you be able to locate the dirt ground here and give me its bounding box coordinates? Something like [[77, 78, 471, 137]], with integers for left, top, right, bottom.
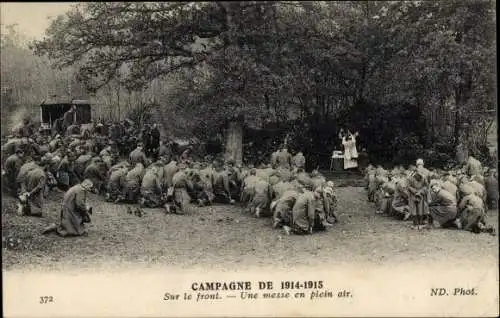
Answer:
[[2, 183, 498, 272]]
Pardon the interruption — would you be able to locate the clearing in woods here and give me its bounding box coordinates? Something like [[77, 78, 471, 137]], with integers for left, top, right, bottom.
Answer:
[[1, 178, 498, 271]]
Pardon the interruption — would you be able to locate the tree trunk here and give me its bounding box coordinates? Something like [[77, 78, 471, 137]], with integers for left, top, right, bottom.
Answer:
[[454, 70, 472, 149], [225, 120, 243, 165], [117, 82, 121, 120]]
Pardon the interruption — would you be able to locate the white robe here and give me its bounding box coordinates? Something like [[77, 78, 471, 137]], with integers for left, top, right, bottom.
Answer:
[[342, 136, 358, 170]]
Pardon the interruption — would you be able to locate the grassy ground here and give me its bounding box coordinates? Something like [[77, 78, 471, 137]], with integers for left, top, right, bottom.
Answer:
[[2, 180, 498, 272]]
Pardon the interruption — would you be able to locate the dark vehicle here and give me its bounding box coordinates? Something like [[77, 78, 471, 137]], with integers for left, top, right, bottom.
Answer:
[[39, 98, 91, 134]]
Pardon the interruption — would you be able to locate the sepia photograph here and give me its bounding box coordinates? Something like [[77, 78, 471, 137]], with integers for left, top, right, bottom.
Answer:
[[1, 1, 498, 317]]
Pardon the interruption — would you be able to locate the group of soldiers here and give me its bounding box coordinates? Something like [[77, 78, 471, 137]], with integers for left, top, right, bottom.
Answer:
[[2, 121, 340, 236], [365, 156, 498, 234], [37, 104, 164, 158], [4, 114, 496, 237]]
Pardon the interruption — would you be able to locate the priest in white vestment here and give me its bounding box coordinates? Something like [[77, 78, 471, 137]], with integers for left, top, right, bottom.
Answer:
[[341, 131, 359, 170]]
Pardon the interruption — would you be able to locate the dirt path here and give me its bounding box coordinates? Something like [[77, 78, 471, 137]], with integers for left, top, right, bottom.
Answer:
[[2, 186, 498, 272]]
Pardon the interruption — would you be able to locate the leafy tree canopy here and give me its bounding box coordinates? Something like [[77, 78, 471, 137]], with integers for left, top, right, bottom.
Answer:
[[32, 1, 495, 150]]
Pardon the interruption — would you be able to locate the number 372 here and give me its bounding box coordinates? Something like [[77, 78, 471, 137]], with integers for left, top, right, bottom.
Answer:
[[40, 296, 54, 304]]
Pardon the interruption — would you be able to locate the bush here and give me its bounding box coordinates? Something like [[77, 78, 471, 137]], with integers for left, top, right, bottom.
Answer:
[[421, 149, 455, 169], [235, 99, 434, 169], [472, 144, 495, 167]]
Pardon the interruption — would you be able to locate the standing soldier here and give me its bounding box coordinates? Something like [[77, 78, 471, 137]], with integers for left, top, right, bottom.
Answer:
[[51, 118, 64, 137], [21, 117, 34, 138], [129, 143, 149, 167], [62, 105, 77, 133], [276, 147, 292, 169], [149, 123, 161, 160], [407, 162, 430, 230], [270, 149, 280, 168], [292, 151, 306, 172], [140, 124, 151, 154], [108, 122, 121, 145]]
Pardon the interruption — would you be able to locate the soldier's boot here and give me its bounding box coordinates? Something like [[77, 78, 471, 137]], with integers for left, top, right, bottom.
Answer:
[[41, 223, 58, 235]]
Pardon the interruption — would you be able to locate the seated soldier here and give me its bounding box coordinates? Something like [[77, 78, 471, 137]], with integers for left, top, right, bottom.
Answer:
[[188, 172, 211, 207], [212, 164, 236, 204], [457, 193, 495, 235], [271, 189, 300, 229], [295, 168, 313, 190], [124, 163, 145, 203], [272, 178, 302, 201], [459, 177, 487, 208], [391, 177, 410, 220], [286, 187, 329, 235], [407, 165, 430, 230], [3, 149, 25, 196], [441, 177, 458, 202], [83, 157, 107, 194], [17, 162, 47, 217], [310, 169, 326, 189], [373, 173, 389, 212], [66, 124, 81, 136], [140, 163, 164, 208], [240, 169, 259, 204], [106, 166, 129, 203], [428, 181, 458, 229], [197, 164, 215, 206], [376, 179, 396, 215], [484, 169, 498, 209], [364, 164, 375, 190], [74, 151, 94, 180], [165, 163, 194, 215], [291, 151, 306, 172], [163, 160, 179, 190], [465, 156, 483, 178], [248, 178, 272, 218]]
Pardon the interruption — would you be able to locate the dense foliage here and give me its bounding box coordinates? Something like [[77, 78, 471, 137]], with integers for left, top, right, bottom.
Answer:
[[4, 1, 497, 167]]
